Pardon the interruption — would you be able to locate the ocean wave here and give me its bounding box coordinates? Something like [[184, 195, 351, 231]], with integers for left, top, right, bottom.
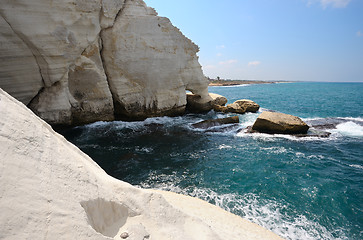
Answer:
[[138, 181, 347, 240], [337, 117, 363, 122], [349, 164, 363, 170], [236, 131, 332, 142], [78, 114, 363, 141], [261, 146, 288, 154], [332, 121, 363, 137], [218, 144, 233, 150]]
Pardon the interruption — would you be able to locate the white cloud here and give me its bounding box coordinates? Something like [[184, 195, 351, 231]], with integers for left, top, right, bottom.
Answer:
[[219, 59, 238, 65], [307, 0, 351, 8], [248, 61, 261, 67], [216, 53, 223, 57], [216, 45, 226, 49], [357, 31, 363, 37]]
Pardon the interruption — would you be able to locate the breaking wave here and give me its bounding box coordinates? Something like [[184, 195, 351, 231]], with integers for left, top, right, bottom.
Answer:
[[138, 180, 348, 240]]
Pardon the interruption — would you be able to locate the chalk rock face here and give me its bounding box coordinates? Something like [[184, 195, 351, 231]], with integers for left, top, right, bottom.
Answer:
[[0, 0, 209, 124], [252, 111, 309, 134], [101, 0, 208, 119], [0, 16, 43, 105], [0, 89, 283, 239]]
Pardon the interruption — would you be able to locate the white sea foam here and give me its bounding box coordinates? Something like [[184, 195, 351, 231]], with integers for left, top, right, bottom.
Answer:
[[135, 146, 153, 153], [218, 144, 233, 150], [239, 112, 259, 127], [337, 117, 363, 122], [83, 120, 110, 128], [333, 121, 363, 137], [139, 180, 347, 240], [261, 146, 288, 154], [349, 164, 363, 170], [236, 131, 329, 142], [301, 117, 327, 122]]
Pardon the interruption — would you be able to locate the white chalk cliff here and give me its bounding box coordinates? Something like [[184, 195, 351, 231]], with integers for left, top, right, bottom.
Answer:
[[0, 0, 209, 125], [0, 89, 283, 239]]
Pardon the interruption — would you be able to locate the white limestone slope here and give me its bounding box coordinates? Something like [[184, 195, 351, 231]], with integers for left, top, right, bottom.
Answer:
[[0, 0, 210, 125], [0, 89, 283, 239]]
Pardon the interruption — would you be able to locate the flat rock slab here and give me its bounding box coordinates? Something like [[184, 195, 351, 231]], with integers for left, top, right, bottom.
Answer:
[[252, 111, 309, 134], [192, 116, 239, 129]]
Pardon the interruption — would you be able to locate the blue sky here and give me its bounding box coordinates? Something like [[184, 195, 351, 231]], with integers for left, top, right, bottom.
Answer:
[[145, 0, 363, 82]]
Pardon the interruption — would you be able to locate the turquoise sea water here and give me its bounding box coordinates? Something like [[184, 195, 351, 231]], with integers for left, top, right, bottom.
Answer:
[[60, 82, 363, 239]]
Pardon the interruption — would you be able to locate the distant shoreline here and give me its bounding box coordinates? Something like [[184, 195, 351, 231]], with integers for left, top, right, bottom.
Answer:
[[208, 80, 293, 86]]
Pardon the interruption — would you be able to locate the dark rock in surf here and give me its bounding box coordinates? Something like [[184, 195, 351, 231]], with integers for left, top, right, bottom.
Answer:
[[205, 123, 242, 133], [192, 116, 239, 129], [252, 111, 309, 134], [245, 125, 330, 138]]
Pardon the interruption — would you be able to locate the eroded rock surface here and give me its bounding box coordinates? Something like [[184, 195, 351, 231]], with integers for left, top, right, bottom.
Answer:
[[234, 99, 260, 113], [213, 102, 246, 114], [0, 0, 209, 124]]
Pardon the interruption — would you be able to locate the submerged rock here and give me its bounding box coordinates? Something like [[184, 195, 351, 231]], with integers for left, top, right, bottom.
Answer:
[[252, 111, 309, 134], [192, 116, 239, 129], [234, 99, 260, 113]]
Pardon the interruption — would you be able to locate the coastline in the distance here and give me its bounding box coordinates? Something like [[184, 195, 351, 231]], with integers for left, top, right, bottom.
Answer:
[[208, 79, 294, 86]]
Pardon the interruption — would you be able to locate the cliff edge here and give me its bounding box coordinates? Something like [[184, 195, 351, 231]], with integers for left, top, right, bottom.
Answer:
[[0, 88, 283, 239], [0, 0, 209, 125]]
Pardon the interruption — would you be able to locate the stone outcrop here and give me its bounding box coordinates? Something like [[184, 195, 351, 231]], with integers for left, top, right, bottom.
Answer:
[[186, 92, 228, 113], [213, 102, 246, 114], [212, 99, 259, 114], [0, 88, 283, 239], [252, 111, 309, 134], [0, 0, 209, 125], [234, 99, 260, 113], [192, 116, 239, 129]]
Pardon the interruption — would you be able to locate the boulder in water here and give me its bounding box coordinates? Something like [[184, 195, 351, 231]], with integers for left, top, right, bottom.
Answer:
[[234, 99, 260, 113], [213, 103, 246, 114], [252, 111, 309, 134], [186, 93, 227, 113], [225, 103, 246, 114]]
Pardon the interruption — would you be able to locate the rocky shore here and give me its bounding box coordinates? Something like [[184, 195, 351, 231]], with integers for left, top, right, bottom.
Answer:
[[0, 87, 284, 240], [0, 0, 287, 239]]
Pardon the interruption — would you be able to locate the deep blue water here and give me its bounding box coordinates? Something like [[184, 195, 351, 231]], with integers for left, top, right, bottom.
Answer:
[[60, 82, 363, 239]]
